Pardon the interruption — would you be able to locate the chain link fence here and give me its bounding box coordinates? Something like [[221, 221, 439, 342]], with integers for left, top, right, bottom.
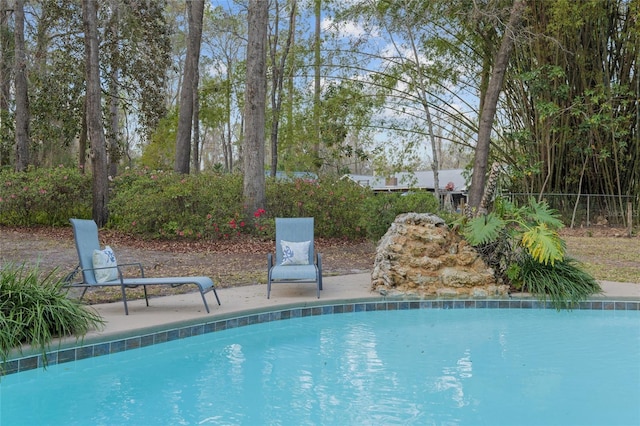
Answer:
[[503, 193, 638, 228]]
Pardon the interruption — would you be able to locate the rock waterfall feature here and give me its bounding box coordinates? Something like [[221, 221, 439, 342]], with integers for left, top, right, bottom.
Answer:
[[371, 213, 509, 298]]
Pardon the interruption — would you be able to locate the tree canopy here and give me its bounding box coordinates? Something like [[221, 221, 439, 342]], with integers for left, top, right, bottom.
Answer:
[[0, 0, 636, 222]]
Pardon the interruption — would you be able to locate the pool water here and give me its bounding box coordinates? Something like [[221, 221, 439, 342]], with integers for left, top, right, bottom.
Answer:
[[1, 308, 639, 425]]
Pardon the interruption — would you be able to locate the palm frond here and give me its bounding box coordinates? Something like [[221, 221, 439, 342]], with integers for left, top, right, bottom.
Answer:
[[463, 212, 506, 246], [528, 197, 564, 229], [521, 223, 565, 265]]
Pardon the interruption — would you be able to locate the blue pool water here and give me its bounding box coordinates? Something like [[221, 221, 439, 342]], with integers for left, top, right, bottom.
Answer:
[[1, 308, 639, 425]]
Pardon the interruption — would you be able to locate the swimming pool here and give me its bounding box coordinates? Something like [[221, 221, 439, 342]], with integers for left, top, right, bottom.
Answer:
[[2, 307, 639, 425]]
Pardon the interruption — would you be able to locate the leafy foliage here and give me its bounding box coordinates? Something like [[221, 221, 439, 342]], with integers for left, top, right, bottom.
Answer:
[[460, 196, 600, 307], [140, 109, 179, 170], [358, 191, 440, 241], [462, 197, 566, 266], [503, 1, 638, 202], [266, 176, 371, 239], [510, 255, 602, 310], [0, 166, 92, 226], [0, 263, 104, 369], [462, 212, 505, 246], [109, 169, 245, 239], [110, 171, 373, 240], [520, 223, 565, 266]]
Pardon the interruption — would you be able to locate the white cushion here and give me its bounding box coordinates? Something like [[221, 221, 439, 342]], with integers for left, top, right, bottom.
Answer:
[[92, 246, 119, 283], [280, 240, 310, 265]]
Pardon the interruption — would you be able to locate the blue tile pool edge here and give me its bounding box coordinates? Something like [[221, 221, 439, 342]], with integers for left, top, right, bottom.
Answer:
[[2, 297, 639, 377]]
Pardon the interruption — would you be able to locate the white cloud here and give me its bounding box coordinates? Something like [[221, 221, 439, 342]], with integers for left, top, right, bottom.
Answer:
[[321, 17, 378, 39]]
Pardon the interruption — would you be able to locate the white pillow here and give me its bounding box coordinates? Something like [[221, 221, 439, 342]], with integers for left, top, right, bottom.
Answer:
[[92, 245, 119, 283], [280, 240, 311, 265]]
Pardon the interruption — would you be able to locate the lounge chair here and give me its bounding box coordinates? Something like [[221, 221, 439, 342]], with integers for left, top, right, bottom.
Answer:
[[65, 218, 220, 315], [267, 217, 322, 299]]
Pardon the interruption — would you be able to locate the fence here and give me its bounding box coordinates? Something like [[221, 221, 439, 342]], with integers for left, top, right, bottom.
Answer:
[[503, 193, 638, 229]]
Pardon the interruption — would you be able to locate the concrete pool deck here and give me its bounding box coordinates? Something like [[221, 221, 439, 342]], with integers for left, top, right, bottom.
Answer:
[[87, 273, 640, 340], [4, 273, 640, 376]]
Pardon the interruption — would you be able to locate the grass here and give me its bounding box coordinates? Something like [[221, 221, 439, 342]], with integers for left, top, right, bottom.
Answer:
[[564, 235, 640, 283]]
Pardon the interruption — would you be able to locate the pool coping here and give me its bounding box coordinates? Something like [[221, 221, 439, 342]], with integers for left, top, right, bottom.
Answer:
[[3, 291, 639, 377]]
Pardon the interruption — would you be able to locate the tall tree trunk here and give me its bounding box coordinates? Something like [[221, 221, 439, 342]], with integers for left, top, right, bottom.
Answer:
[[79, 98, 87, 173], [14, 0, 29, 171], [174, 0, 204, 174], [468, 0, 526, 209], [403, 19, 440, 203], [312, 0, 321, 170], [269, 0, 296, 177], [107, 0, 120, 178], [225, 62, 233, 172], [83, 0, 109, 226], [108, 68, 119, 178], [0, 0, 11, 166], [243, 0, 268, 217], [191, 61, 200, 173]]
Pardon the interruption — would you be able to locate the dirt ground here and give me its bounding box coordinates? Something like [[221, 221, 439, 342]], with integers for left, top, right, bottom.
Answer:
[[1, 224, 638, 304], [0, 226, 376, 303]]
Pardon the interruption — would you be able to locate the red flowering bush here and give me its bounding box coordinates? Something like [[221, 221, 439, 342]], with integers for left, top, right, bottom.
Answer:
[[251, 208, 274, 239]]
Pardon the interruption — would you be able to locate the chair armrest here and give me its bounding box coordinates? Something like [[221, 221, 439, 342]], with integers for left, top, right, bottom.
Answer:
[[74, 262, 145, 282], [64, 265, 81, 284], [116, 262, 145, 278]]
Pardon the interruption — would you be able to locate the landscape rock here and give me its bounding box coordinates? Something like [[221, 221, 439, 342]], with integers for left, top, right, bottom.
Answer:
[[371, 213, 509, 298]]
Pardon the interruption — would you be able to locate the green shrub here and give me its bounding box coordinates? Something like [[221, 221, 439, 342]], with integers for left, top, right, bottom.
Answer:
[[110, 172, 372, 240], [266, 176, 371, 239], [0, 263, 104, 369], [358, 191, 440, 241], [109, 169, 245, 239], [0, 166, 91, 226], [1, 166, 428, 242]]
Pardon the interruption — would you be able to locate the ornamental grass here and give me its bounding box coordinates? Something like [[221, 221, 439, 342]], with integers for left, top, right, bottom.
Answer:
[[0, 263, 104, 370]]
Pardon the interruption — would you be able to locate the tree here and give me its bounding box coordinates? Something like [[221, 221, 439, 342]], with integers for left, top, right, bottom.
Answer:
[[312, 0, 321, 169], [467, 0, 526, 210], [333, 0, 481, 178], [175, 0, 204, 174], [13, 0, 28, 171], [29, 1, 85, 168], [0, 0, 12, 166], [82, 0, 109, 226], [268, 0, 296, 177], [105, 0, 120, 178], [500, 0, 639, 218], [101, 0, 171, 169], [243, 0, 268, 216], [201, 5, 246, 172], [318, 80, 377, 174], [370, 0, 447, 201]]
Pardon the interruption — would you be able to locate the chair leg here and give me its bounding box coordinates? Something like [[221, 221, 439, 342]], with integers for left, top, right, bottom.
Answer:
[[267, 255, 272, 299], [212, 286, 221, 305], [143, 285, 149, 307], [199, 289, 211, 314], [120, 285, 129, 315]]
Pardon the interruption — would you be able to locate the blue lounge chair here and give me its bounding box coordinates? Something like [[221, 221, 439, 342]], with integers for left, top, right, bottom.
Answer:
[[267, 217, 322, 299], [65, 218, 220, 315]]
